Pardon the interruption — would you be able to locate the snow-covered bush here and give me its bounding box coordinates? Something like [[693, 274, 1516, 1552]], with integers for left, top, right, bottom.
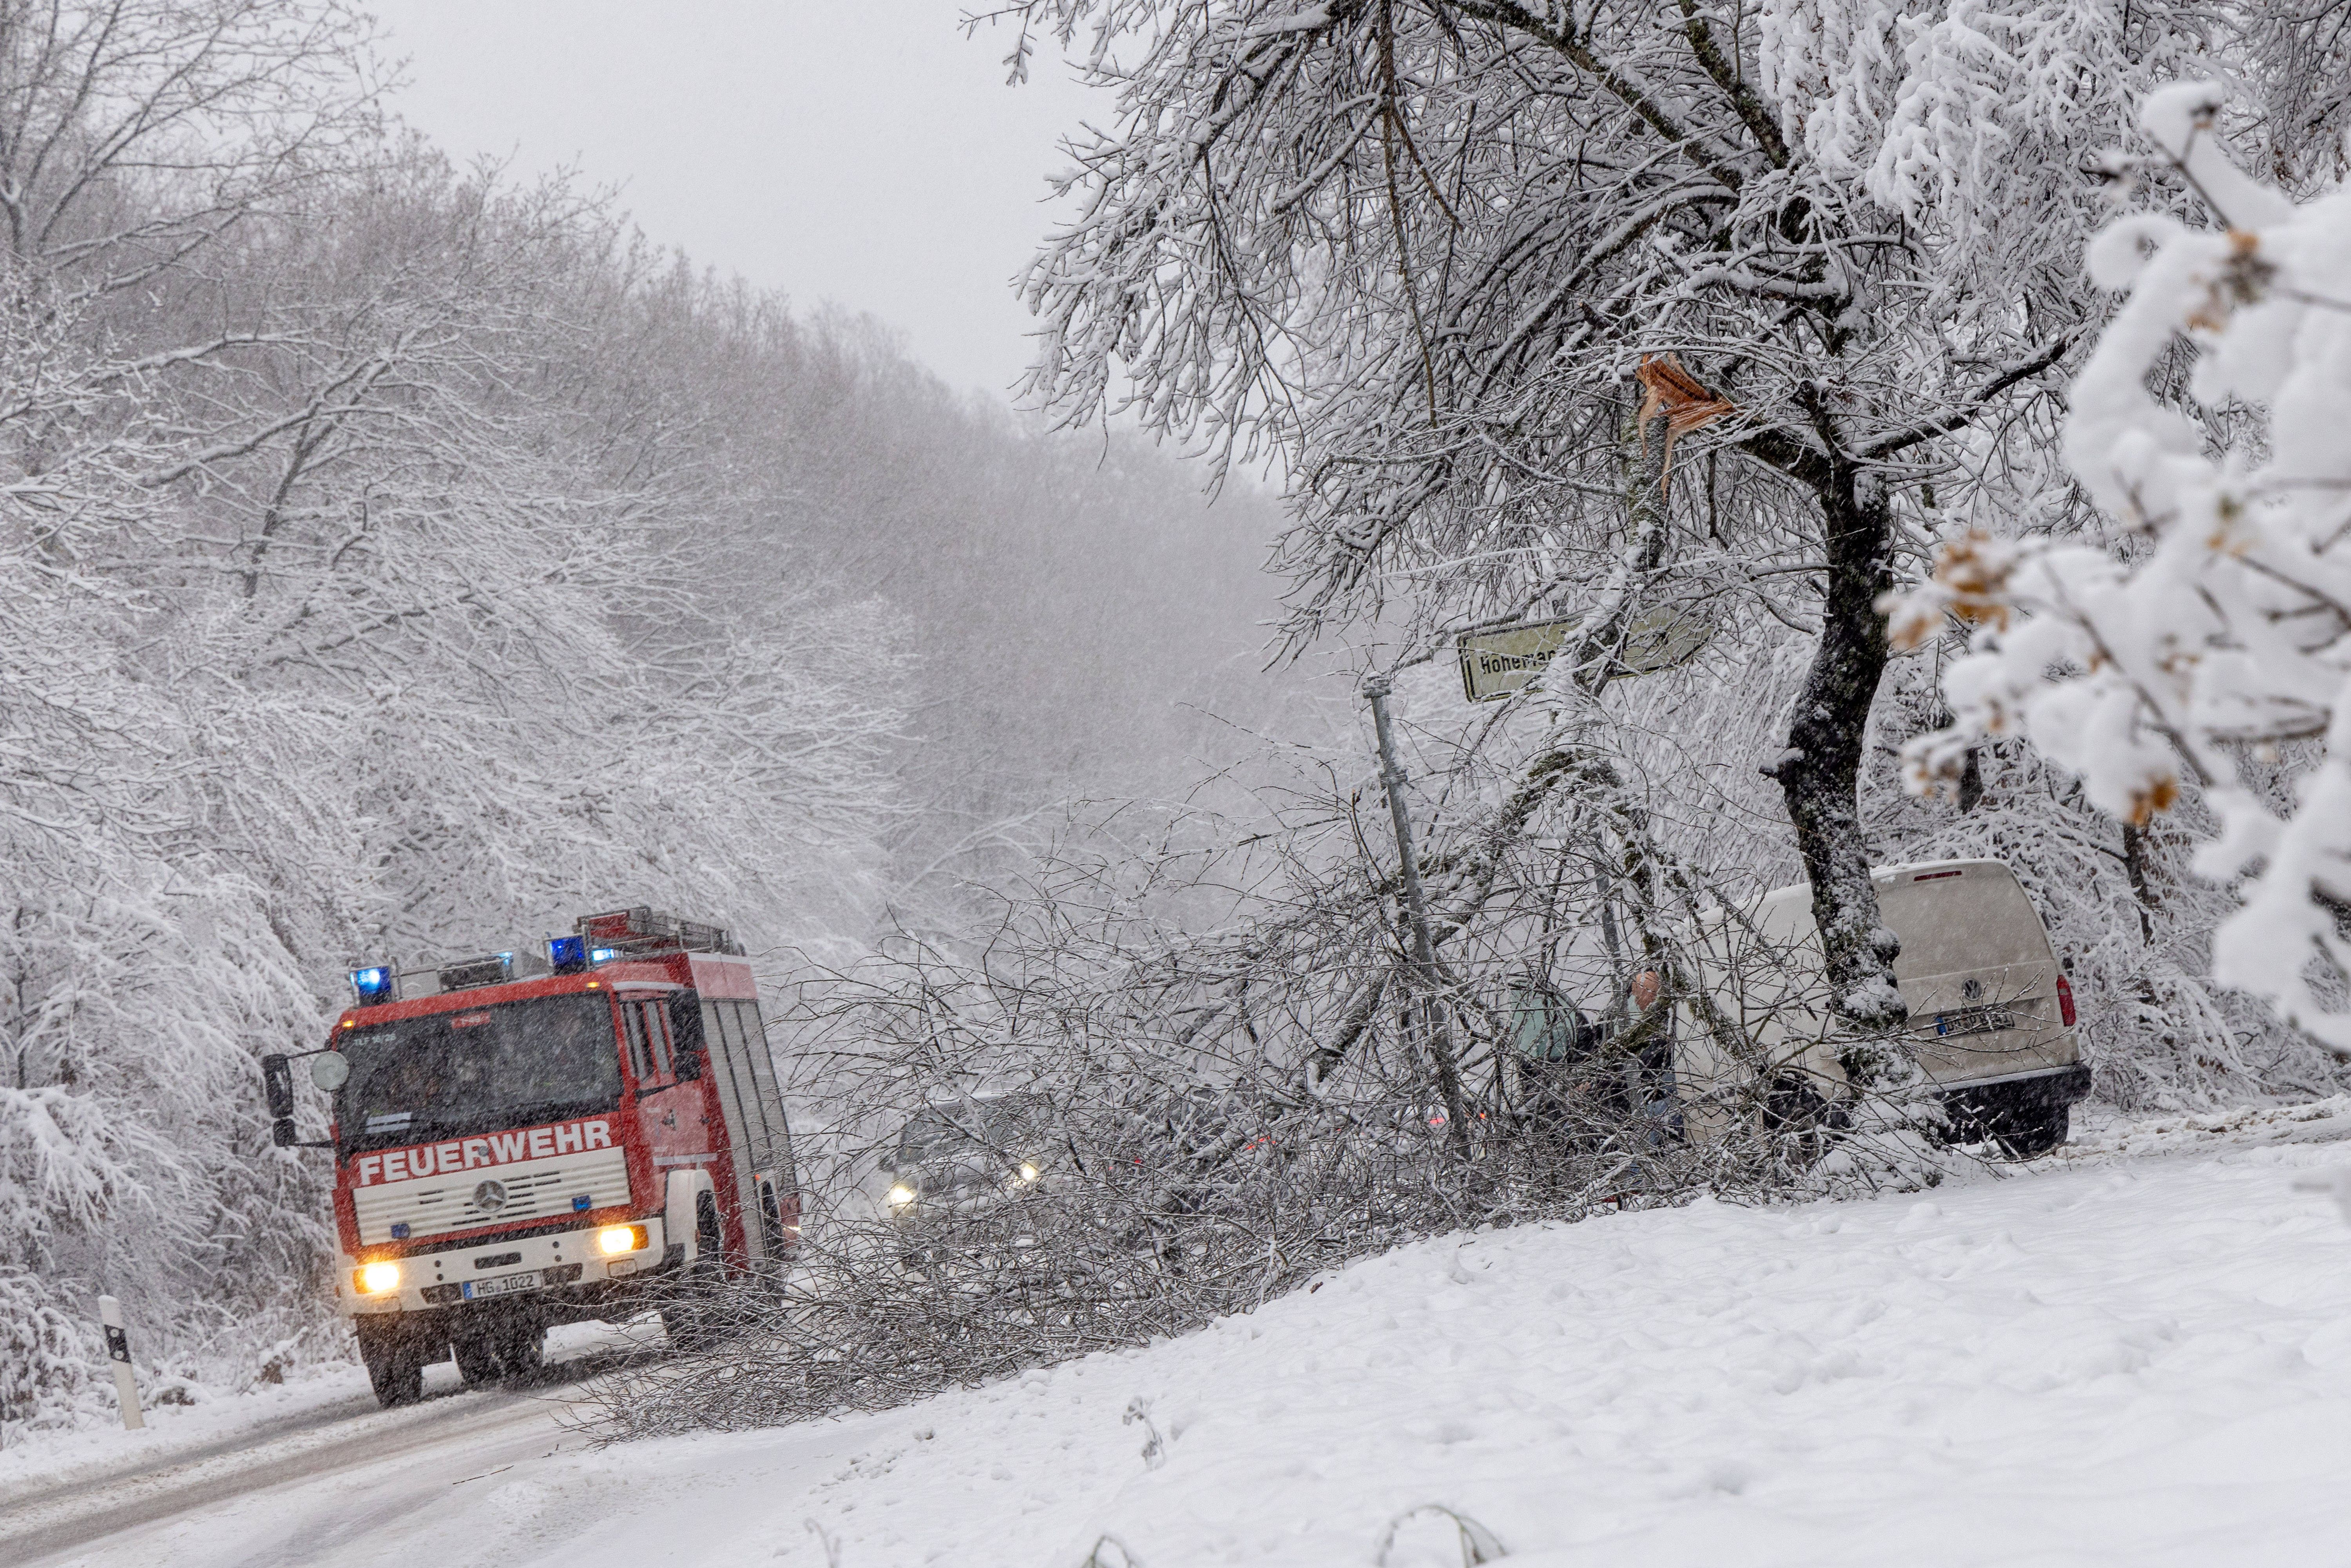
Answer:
[[1898, 81, 2351, 1062], [0, 1267, 103, 1436]]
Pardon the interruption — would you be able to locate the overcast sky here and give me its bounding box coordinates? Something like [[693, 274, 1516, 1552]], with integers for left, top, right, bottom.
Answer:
[[367, 2, 1104, 402]]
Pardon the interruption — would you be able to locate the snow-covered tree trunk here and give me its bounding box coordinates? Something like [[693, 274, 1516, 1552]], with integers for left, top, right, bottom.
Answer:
[[1772, 472, 1906, 1031]]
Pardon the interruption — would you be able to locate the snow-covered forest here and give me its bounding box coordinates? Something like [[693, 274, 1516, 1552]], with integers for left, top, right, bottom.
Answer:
[[0, 0, 1290, 1424], [9, 0, 2351, 1462]]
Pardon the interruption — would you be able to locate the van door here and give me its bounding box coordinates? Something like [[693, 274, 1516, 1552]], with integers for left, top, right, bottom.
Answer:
[[1876, 862, 2076, 1087], [1670, 885, 1845, 1138]]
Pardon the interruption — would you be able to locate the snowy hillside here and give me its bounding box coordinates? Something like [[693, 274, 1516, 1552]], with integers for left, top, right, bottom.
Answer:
[[19, 1104, 2351, 1568]]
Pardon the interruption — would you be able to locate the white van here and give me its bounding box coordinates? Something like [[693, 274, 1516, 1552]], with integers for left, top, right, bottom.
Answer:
[[1672, 858, 2088, 1155]]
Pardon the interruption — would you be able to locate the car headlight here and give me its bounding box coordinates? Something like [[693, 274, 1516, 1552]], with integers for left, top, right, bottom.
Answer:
[[355, 1261, 400, 1295], [886, 1184, 916, 1207], [597, 1224, 647, 1255]]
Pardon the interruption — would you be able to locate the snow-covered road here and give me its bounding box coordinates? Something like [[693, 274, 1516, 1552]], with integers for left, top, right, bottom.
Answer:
[[4, 1383, 567, 1565], [16, 1104, 2351, 1568]]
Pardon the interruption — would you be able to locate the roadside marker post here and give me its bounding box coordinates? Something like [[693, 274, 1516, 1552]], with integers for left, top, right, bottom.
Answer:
[[98, 1295, 145, 1431]]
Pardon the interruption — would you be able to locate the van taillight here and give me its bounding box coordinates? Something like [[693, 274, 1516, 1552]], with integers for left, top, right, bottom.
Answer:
[[2057, 974, 2077, 1027]]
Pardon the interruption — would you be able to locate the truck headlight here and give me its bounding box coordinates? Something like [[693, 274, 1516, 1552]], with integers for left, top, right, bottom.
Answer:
[[886, 1184, 916, 1207], [1016, 1163, 1040, 1184], [596, 1224, 647, 1255], [355, 1261, 400, 1295]]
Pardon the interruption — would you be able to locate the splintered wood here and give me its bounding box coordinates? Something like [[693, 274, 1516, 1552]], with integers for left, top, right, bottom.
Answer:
[[1635, 354, 1736, 502]]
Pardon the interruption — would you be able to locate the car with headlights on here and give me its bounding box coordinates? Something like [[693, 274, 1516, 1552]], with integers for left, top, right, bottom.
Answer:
[[881, 1094, 1058, 1222]]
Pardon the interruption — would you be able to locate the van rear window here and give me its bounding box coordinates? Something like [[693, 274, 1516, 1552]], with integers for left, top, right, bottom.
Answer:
[[1880, 865, 2052, 976]]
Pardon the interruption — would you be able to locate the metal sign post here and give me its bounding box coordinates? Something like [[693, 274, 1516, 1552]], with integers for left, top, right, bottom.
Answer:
[[98, 1295, 144, 1430], [1362, 677, 1471, 1156]]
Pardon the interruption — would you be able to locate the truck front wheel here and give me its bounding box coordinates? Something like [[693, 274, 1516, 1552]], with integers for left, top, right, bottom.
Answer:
[[355, 1316, 437, 1408], [661, 1193, 727, 1352]]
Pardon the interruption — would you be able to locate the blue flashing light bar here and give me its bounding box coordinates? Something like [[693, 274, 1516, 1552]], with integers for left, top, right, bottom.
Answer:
[[548, 934, 587, 974], [590, 947, 618, 965], [350, 965, 396, 1005]]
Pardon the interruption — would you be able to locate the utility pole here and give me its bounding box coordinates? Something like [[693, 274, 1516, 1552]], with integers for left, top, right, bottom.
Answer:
[[1363, 676, 1472, 1157]]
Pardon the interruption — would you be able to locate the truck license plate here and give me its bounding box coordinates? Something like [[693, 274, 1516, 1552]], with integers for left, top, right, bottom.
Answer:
[[462, 1271, 543, 1302], [1935, 1005, 2016, 1038]]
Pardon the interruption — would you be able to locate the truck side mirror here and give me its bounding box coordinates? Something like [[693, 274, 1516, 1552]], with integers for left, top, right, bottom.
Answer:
[[261, 1054, 295, 1120]]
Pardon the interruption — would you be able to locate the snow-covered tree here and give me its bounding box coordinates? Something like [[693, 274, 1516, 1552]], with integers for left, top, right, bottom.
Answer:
[[1003, 0, 2199, 1049]]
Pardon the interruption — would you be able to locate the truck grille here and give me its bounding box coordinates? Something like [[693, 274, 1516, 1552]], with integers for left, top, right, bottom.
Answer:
[[352, 1146, 630, 1245]]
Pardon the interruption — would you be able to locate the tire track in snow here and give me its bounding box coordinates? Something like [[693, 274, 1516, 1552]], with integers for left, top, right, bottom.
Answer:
[[0, 1330, 665, 1568], [0, 1385, 565, 1565]]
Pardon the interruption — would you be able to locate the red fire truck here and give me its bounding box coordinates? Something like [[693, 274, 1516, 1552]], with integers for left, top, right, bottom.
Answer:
[[261, 908, 799, 1407]]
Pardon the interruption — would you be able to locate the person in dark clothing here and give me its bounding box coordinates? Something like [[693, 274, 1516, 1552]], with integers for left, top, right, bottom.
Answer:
[[1511, 970, 1680, 1147]]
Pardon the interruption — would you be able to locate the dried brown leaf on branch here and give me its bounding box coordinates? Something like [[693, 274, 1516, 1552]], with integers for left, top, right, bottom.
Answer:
[[1886, 530, 2020, 653]]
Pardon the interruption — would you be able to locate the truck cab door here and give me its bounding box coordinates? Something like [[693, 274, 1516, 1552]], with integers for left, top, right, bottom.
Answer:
[[623, 996, 713, 1202]]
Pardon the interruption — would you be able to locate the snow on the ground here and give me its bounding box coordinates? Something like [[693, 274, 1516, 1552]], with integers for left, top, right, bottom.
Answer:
[[0, 1318, 654, 1501], [34, 1103, 2351, 1567], [0, 1361, 373, 1501]]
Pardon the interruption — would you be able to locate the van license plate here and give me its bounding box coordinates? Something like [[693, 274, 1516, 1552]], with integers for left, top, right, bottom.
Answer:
[[461, 1271, 541, 1302], [1935, 1005, 2015, 1038]]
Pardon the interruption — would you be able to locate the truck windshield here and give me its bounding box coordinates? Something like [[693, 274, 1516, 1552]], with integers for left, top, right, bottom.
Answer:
[[335, 994, 621, 1153]]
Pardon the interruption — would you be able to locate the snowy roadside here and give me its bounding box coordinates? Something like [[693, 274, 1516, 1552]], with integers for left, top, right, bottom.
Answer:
[[2063, 1093, 2351, 1166], [0, 1317, 658, 1504], [0, 1361, 374, 1502], [34, 1100, 2351, 1568]]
